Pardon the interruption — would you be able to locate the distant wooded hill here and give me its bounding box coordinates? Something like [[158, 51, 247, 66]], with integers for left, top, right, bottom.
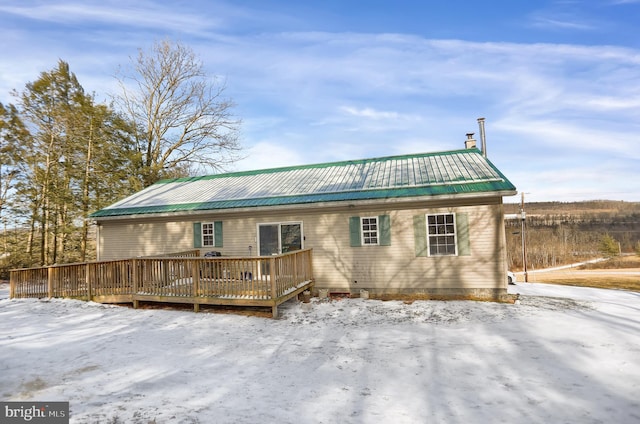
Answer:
[[505, 200, 640, 217], [503, 201, 640, 271]]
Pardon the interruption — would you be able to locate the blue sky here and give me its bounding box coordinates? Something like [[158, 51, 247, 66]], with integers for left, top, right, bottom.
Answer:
[[1, 0, 639, 203]]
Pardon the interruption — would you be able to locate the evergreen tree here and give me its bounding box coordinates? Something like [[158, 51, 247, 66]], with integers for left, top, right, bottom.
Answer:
[[0, 102, 30, 275], [0, 102, 26, 215], [599, 234, 619, 258], [13, 60, 136, 265]]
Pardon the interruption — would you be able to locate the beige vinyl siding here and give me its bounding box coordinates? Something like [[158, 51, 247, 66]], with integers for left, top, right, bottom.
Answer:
[[98, 220, 194, 259], [97, 197, 508, 292], [308, 204, 507, 292]]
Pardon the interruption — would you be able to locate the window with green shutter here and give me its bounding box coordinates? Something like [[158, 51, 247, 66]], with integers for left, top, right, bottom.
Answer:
[[414, 212, 470, 257], [349, 215, 390, 247], [194, 221, 223, 248]]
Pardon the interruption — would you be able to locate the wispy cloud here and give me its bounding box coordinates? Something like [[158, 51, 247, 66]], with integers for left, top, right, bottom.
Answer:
[[0, 1, 638, 201], [530, 16, 595, 30], [206, 33, 640, 200], [340, 106, 401, 120], [494, 118, 638, 159], [0, 1, 218, 33]]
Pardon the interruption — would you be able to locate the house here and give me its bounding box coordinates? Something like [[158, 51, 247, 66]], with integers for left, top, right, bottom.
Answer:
[[90, 140, 516, 300]]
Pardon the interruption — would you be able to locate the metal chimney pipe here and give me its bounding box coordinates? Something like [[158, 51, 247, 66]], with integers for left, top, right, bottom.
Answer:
[[477, 117, 487, 157]]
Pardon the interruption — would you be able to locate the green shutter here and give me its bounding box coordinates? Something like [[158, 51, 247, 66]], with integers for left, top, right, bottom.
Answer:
[[379, 215, 391, 246], [214, 221, 223, 247], [349, 216, 361, 247], [456, 213, 471, 256], [413, 215, 428, 257], [193, 222, 202, 248]]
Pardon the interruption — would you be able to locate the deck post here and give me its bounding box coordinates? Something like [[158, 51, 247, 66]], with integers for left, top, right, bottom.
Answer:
[[85, 263, 92, 301], [9, 272, 15, 299], [270, 257, 277, 300], [270, 255, 279, 319], [192, 259, 200, 312], [131, 258, 139, 309], [47, 266, 54, 298], [307, 249, 313, 282]]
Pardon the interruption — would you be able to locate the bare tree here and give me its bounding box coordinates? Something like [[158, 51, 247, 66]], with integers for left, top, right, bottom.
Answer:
[[115, 40, 242, 187]]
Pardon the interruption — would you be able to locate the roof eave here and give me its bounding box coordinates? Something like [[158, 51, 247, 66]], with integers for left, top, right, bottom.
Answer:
[[91, 189, 518, 222]]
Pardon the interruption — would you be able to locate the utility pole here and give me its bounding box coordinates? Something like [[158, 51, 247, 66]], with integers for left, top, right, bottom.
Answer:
[[520, 192, 529, 282]]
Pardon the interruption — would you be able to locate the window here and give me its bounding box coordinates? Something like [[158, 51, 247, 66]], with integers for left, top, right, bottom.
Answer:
[[414, 212, 469, 257], [427, 213, 457, 256], [258, 222, 303, 256], [361, 217, 378, 245], [193, 221, 223, 248], [349, 215, 390, 247], [202, 222, 215, 247]]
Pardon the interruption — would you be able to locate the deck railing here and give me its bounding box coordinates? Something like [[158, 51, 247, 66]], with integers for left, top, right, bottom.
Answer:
[[10, 249, 314, 317]]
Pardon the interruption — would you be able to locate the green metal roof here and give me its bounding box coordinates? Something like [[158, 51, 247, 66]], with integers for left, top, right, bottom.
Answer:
[[90, 148, 516, 218]]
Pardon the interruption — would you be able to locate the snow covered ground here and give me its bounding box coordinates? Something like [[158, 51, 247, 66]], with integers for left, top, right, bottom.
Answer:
[[1, 281, 639, 424]]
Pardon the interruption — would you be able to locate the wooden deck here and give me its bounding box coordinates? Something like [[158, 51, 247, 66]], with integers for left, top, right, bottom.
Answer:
[[9, 249, 314, 317]]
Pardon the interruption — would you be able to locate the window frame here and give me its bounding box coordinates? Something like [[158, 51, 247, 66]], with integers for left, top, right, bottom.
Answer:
[[201, 222, 216, 247], [360, 216, 379, 246], [257, 221, 304, 255], [426, 213, 458, 256]]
